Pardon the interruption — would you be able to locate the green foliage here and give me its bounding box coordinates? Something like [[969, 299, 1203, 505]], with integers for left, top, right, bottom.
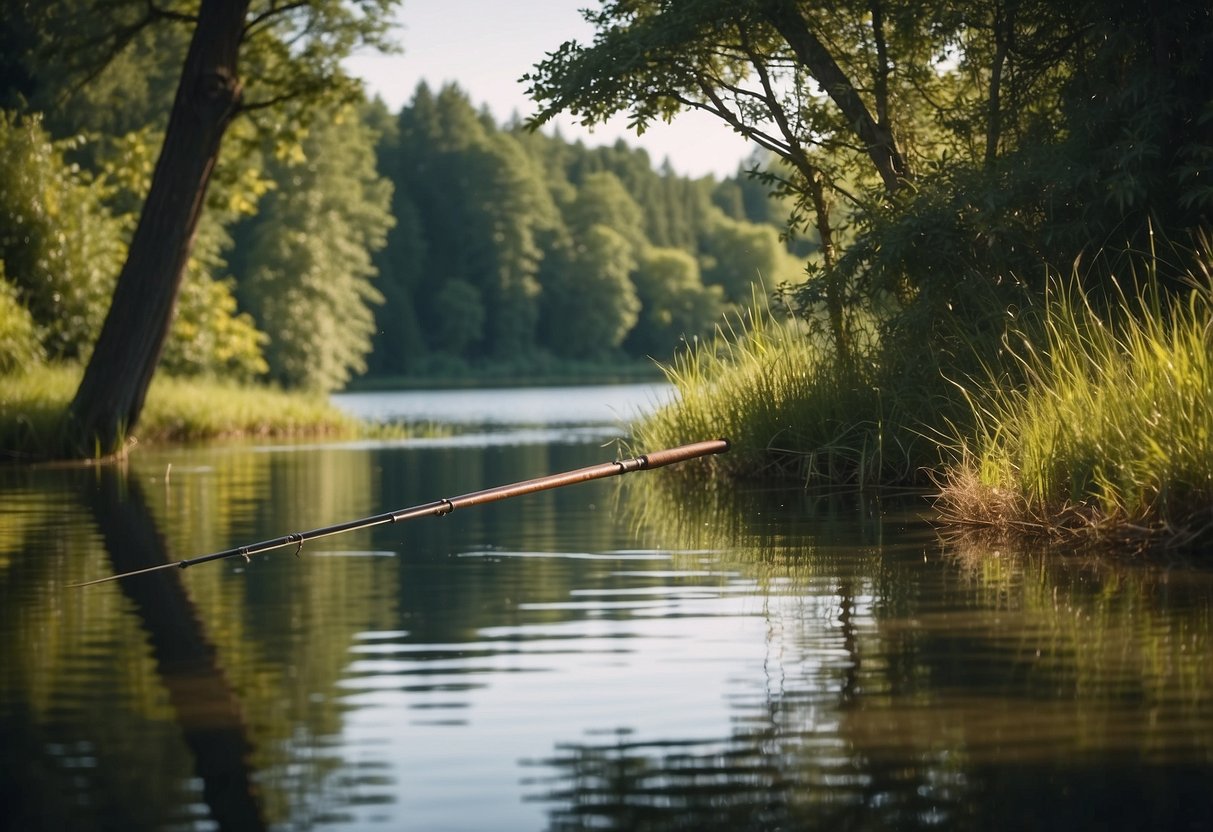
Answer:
[[699, 207, 802, 302], [562, 171, 647, 257], [820, 0, 1213, 331], [431, 279, 486, 356], [627, 246, 727, 357], [460, 132, 558, 354], [367, 98, 427, 375], [528, 0, 1213, 366], [237, 104, 393, 392], [0, 112, 125, 358], [159, 276, 268, 381], [712, 169, 794, 232], [0, 0, 182, 135], [3, 0, 400, 145], [0, 264, 43, 373], [389, 87, 562, 358], [0, 109, 273, 379], [366, 82, 791, 372], [541, 225, 641, 358], [367, 212, 427, 373]]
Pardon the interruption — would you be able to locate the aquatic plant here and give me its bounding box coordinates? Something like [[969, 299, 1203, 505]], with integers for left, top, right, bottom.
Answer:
[[632, 296, 925, 487]]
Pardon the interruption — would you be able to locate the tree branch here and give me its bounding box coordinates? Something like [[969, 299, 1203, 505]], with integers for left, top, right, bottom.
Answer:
[[243, 0, 310, 39], [758, 0, 909, 193], [679, 85, 793, 159]]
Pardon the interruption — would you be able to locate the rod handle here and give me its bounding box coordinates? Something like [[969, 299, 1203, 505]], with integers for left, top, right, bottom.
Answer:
[[640, 438, 729, 470]]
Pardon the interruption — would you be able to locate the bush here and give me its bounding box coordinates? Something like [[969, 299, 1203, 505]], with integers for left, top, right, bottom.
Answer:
[[0, 112, 125, 358], [0, 268, 44, 373]]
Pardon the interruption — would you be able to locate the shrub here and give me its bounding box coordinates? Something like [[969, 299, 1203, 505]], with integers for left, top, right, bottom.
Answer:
[[0, 267, 44, 373]]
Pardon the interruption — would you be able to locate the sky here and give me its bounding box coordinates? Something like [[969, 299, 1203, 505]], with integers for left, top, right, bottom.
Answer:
[[344, 0, 758, 179]]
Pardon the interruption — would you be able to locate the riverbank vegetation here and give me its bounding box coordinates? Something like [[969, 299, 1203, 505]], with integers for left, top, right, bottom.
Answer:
[[562, 0, 1213, 549], [1, 366, 358, 461], [939, 251, 1213, 548], [635, 247, 1213, 549], [632, 298, 914, 486]]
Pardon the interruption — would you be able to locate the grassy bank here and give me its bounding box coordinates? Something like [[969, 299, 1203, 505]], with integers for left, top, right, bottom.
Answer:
[[631, 303, 945, 488], [634, 257, 1213, 551], [1, 366, 359, 461], [939, 271, 1213, 548]]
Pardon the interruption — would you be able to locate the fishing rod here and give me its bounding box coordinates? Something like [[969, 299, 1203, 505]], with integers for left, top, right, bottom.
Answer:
[[73, 438, 729, 588]]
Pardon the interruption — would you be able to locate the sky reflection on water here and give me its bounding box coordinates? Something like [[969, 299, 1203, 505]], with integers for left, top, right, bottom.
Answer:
[[332, 382, 674, 432]]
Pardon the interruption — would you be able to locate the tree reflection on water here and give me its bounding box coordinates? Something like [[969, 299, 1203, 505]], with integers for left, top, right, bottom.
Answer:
[[520, 476, 1213, 831], [85, 466, 267, 831], [2, 444, 1212, 830]]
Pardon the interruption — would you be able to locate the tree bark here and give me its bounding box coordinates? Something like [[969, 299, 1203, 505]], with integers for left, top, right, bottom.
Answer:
[[985, 0, 1011, 167], [65, 0, 250, 458]]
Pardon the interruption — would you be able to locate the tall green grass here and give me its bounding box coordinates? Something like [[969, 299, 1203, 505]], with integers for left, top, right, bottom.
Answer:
[[139, 374, 359, 442], [941, 255, 1213, 547], [0, 366, 87, 461], [632, 300, 930, 486], [1, 366, 360, 460]]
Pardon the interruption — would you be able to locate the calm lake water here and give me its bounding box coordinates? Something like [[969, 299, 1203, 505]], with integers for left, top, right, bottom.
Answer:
[[2, 383, 1213, 831]]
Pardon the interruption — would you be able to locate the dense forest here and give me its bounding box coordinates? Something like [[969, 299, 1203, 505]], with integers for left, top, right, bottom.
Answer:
[[0, 5, 804, 393], [366, 84, 805, 380]]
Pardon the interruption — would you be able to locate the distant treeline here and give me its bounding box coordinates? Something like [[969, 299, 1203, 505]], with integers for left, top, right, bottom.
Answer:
[[368, 83, 806, 379], [1, 14, 806, 391]]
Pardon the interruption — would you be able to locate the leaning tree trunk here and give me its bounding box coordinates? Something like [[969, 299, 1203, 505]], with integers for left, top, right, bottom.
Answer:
[[65, 0, 250, 458]]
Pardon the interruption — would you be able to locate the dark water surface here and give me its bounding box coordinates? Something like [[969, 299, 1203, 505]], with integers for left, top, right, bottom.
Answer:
[[2, 386, 1213, 830]]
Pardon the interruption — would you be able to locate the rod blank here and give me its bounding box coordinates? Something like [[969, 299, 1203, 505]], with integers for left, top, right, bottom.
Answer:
[[72, 439, 729, 588]]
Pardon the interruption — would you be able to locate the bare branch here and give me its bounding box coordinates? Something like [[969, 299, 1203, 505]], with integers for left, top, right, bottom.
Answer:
[[740, 23, 812, 171], [758, 0, 909, 192], [237, 72, 342, 113]]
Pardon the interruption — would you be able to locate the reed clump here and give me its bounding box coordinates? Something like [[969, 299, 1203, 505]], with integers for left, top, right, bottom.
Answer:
[[632, 300, 928, 487], [939, 256, 1213, 549]]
